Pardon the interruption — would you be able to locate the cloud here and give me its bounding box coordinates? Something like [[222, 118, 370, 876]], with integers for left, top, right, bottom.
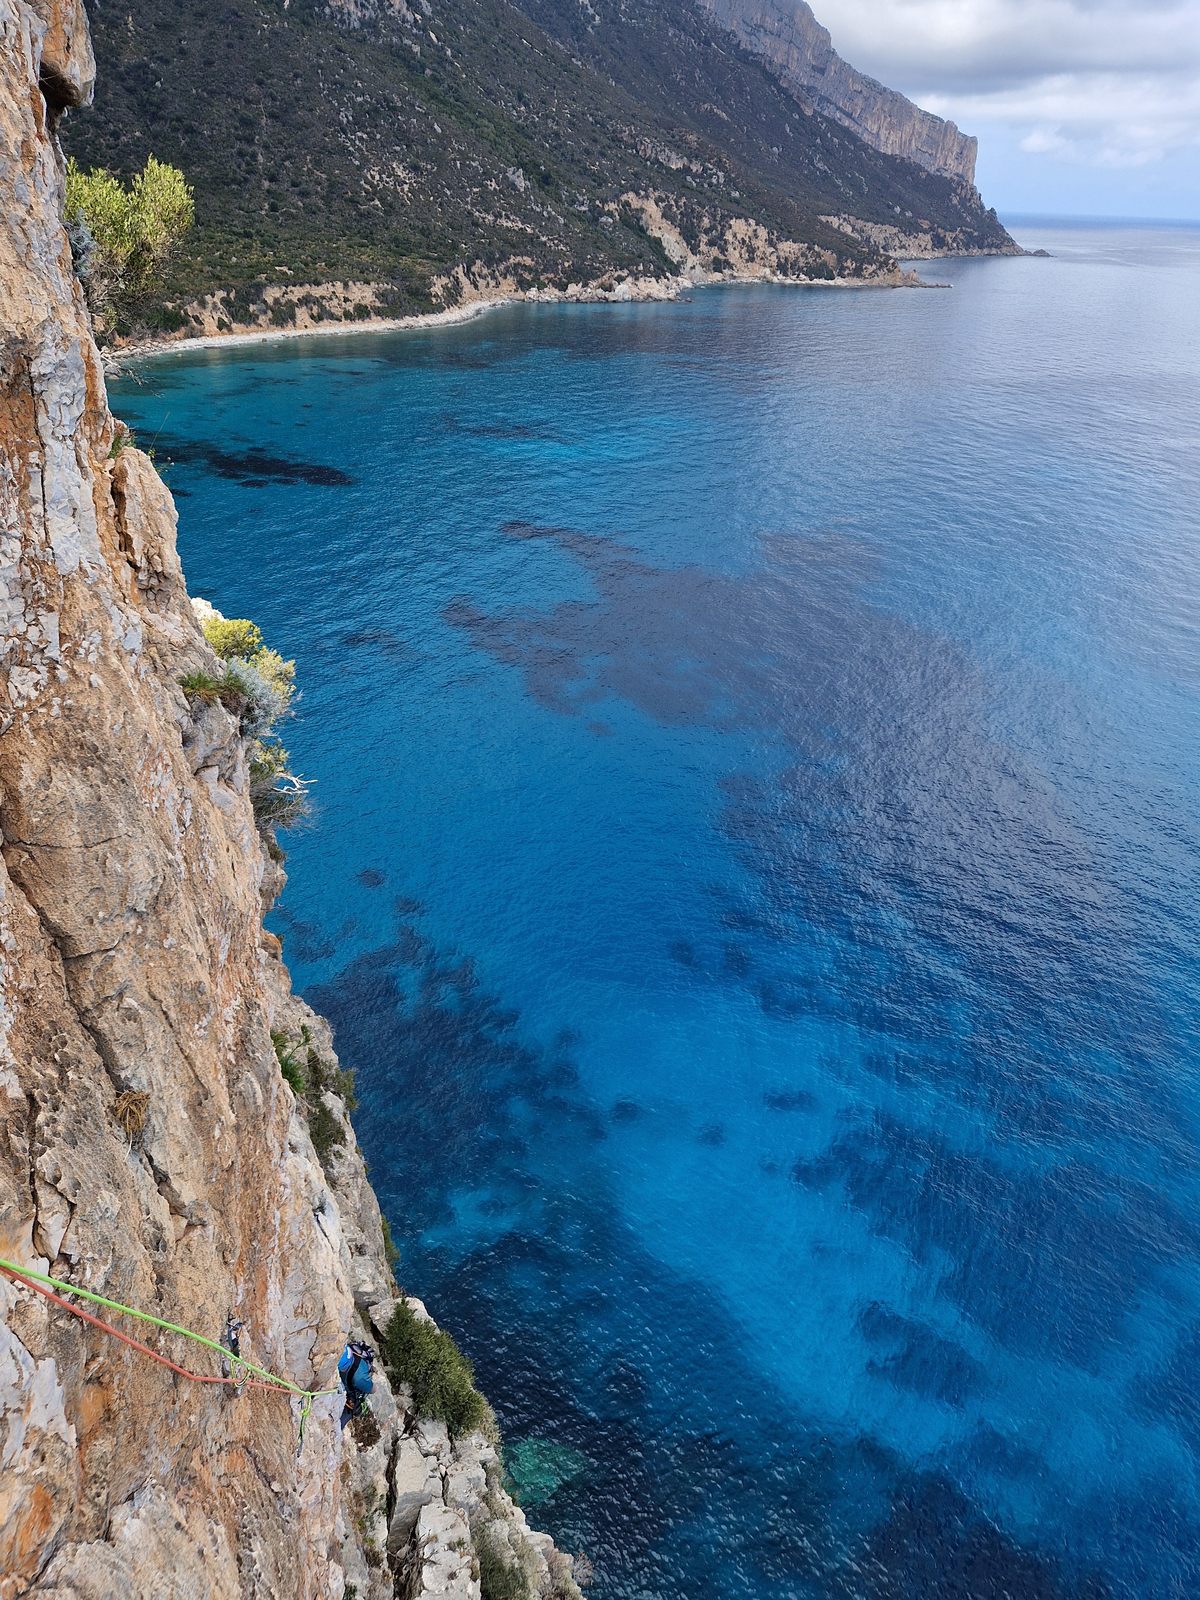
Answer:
[[819, 0, 1200, 169]]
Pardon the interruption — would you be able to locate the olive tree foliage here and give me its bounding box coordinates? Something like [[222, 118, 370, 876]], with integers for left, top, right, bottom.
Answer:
[[64, 156, 195, 337]]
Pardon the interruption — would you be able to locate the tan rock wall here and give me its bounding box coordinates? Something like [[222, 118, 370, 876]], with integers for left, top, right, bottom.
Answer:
[[0, 4, 579, 1597], [1, 7, 356, 1592]]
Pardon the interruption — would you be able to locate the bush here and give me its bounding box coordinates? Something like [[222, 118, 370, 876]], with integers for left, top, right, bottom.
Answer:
[[203, 616, 264, 660], [272, 1029, 306, 1093], [194, 610, 307, 831], [180, 669, 235, 705], [65, 155, 194, 337], [307, 1096, 345, 1165], [199, 613, 295, 734], [222, 656, 290, 740], [478, 1533, 531, 1600], [271, 1025, 354, 1168], [380, 1214, 400, 1275], [382, 1300, 488, 1437]]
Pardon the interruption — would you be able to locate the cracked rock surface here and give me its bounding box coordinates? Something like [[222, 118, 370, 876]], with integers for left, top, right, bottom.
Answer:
[[0, 4, 580, 1596]]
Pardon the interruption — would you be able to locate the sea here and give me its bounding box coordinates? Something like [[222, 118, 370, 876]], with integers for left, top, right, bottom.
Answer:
[[112, 218, 1200, 1600]]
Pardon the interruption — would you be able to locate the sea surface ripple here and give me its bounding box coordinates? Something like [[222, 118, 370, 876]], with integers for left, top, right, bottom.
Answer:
[[114, 219, 1200, 1600]]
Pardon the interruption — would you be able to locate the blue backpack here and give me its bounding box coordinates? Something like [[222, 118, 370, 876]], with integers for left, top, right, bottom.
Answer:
[[339, 1343, 375, 1397]]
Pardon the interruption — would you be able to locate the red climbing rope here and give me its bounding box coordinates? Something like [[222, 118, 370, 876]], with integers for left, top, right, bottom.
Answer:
[[1, 1260, 285, 1396]]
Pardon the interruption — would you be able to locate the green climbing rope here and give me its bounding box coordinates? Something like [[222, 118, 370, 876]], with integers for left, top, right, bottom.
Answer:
[[0, 1255, 342, 1407]]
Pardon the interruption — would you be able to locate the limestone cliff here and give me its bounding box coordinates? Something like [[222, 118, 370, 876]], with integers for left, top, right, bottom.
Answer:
[[698, 0, 978, 185], [0, 4, 579, 1596]]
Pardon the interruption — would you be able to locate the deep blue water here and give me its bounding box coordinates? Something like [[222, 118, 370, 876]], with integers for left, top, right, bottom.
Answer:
[[114, 220, 1200, 1600]]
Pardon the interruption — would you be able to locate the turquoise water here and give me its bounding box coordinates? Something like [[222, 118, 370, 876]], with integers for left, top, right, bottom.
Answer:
[[114, 220, 1200, 1599]]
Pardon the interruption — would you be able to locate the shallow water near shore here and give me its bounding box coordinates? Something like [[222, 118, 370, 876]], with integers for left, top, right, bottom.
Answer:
[[114, 220, 1200, 1600]]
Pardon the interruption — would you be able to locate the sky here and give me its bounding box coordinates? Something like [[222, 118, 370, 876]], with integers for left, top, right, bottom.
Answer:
[[820, 0, 1200, 219]]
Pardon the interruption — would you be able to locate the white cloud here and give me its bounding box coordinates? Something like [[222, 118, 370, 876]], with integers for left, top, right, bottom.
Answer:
[[819, 0, 1200, 170]]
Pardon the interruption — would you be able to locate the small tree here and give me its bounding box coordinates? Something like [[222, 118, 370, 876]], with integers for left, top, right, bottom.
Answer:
[[65, 155, 194, 336], [202, 617, 264, 660]]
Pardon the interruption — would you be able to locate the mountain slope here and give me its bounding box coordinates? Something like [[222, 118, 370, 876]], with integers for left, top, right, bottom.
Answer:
[[63, 0, 1015, 335]]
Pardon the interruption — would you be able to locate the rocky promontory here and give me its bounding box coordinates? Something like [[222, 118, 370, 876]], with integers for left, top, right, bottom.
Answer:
[[63, 0, 1014, 342]]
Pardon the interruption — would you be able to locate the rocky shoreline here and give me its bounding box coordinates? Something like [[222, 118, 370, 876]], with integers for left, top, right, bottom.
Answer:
[[110, 211, 1034, 363], [114, 263, 944, 364]]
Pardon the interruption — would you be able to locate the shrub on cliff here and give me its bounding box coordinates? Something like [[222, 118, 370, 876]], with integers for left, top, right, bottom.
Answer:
[[271, 1024, 357, 1172], [202, 616, 263, 659], [202, 616, 295, 721], [271, 1030, 306, 1093], [65, 155, 194, 338], [191, 612, 307, 829], [382, 1300, 488, 1438], [221, 656, 292, 740], [477, 1528, 533, 1600]]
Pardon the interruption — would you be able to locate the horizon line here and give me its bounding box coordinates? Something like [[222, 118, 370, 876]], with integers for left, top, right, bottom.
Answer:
[[999, 209, 1200, 227]]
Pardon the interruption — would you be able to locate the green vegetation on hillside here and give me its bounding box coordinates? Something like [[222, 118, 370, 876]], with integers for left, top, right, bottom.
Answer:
[[63, 0, 1011, 327]]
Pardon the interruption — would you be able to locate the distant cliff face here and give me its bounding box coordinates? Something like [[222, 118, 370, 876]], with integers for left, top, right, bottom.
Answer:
[[0, 6, 579, 1596], [698, 0, 978, 185]]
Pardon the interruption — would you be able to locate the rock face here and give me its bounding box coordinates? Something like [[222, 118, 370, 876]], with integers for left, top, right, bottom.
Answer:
[[0, 4, 579, 1596], [698, 0, 978, 185]]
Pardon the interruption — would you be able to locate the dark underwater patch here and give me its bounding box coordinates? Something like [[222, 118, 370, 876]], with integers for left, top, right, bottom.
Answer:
[[862, 1474, 1112, 1600], [857, 1302, 985, 1407], [798, 1110, 1200, 1369], [445, 514, 1190, 1103], [425, 1192, 1105, 1600], [464, 420, 559, 442], [340, 627, 413, 660], [721, 942, 751, 978], [762, 1087, 814, 1112], [1136, 1321, 1200, 1457], [154, 435, 353, 486], [271, 904, 338, 963], [356, 868, 386, 888], [300, 917, 1118, 1600], [307, 925, 607, 1237]]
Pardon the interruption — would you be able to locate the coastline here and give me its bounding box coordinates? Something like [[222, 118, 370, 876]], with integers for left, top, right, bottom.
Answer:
[[118, 291, 521, 362], [112, 265, 945, 364]]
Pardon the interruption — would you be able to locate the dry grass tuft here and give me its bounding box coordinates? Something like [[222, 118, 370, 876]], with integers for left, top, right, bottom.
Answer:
[[113, 1089, 151, 1141]]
